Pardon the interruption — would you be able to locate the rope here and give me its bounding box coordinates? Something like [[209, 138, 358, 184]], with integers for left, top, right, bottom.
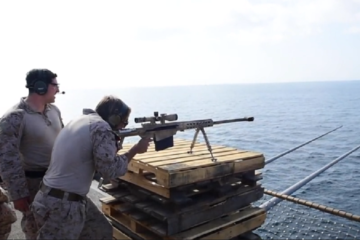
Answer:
[[264, 189, 360, 223]]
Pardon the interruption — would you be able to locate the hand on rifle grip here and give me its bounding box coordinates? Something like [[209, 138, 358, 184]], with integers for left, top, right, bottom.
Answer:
[[135, 137, 152, 153]]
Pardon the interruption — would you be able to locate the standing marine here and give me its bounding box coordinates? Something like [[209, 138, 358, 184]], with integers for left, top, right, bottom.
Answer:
[[0, 69, 64, 239]]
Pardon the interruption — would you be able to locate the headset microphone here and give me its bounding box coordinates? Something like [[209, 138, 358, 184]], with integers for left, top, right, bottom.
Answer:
[[58, 91, 66, 94]]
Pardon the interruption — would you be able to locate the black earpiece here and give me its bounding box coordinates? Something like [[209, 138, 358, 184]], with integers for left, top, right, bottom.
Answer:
[[108, 115, 121, 128], [26, 71, 48, 95], [33, 80, 48, 95], [107, 103, 130, 128]]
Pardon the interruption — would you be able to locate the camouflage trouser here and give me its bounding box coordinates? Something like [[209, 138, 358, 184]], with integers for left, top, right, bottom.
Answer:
[[0, 223, 11, 240], [21, 178, 42, 240], [0, 184, 16, 240], [31, 186, 113, 240]]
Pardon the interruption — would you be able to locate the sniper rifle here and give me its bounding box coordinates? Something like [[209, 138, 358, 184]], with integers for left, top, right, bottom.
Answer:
[[115, 111, 254, 162]]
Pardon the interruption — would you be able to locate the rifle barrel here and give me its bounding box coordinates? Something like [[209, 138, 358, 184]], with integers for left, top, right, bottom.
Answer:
[[213, 117, 254, 125]]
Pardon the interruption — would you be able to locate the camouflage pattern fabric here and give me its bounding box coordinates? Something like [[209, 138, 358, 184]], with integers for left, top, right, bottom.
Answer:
[[0, 224, 11, 240], [31, 189, 113, 240], [0, 184, 17, 240], [0, 99, 63, 201], [90, 117, 129, 181], [21, 178, 42, 240], [29, 109, 134, 239], [0, 110, 50, 239], [0, 111, 29, 200], [0, 98, 63, 240]]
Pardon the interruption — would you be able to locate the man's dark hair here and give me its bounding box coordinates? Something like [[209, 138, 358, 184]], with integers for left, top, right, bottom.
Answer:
[[25, 69, 57, 94], [95, 95, 131, 126]]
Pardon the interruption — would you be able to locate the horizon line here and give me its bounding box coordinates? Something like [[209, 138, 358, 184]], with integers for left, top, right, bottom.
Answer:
[[69, 79, 360, 90]]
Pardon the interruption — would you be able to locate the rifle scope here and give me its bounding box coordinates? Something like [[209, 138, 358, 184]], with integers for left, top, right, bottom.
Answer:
[[134, 113, 178, 123]]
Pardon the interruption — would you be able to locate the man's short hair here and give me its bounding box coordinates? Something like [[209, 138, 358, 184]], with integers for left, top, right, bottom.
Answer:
[[26, 69, 57, 92], [95, 95, 131, 126]]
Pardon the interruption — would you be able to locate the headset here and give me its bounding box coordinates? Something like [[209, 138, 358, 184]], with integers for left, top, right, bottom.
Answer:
[[25, 71, 48, 95], [26, 71, 65, 95], [108, 103, 130, 129]]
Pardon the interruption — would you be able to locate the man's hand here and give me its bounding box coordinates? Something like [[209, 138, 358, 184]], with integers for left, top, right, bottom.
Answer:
[[135, 138, 152, 154], [13, 197, 30, 212], [125, 138, 152, 161]]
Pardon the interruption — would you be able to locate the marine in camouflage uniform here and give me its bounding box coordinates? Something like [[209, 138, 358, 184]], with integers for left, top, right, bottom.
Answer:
[[0, 69, 63, 239], [31, 96, 151, 240]]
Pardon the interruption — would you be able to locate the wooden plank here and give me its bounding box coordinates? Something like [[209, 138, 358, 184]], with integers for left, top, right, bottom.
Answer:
[[108, 202, 165, 238], [120, 172, 171, 198], [117, 138, 265, 192], [106, 212, 160, 240], [101, 180, 262, 222], [166, 156, 264, 188], [119, 163, 263, 198], [105, 200, 262, 238], [123, 156, 264, 189], [105, 187, 263, 236], [134, 146, 234, 163], [146, 187, 264, 235], [113, 227, 132, 240], [100, 178, 265, 235], [104, 202, 266, 240], [108, 216, 147, 240], [138, 183, 262, 217], [159, 151, 263, 171], [127, 148, 249, 185], [103, 171, 261, 207], [172, 207, 266, 240], [140, 149, 247, 166], [199, 213, 266, 240]]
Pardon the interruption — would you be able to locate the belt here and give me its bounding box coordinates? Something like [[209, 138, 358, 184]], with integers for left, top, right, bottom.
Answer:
[[25, 170, 47, 178], [40, 183, 84, 202]]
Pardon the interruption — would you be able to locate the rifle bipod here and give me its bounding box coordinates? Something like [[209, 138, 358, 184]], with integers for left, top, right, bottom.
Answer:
[[188, 127, 217, 162]]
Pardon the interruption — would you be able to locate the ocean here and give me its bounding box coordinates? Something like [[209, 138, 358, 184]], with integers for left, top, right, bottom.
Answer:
[[6, 80, 360, 238]]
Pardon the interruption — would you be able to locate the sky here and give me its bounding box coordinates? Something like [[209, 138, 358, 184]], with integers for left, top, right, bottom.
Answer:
[[0, 0, 359, 93]]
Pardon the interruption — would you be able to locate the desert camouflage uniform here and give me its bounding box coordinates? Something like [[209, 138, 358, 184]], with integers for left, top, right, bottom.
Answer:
[[31, 109, 129, 239], [0, 98, 63, 239], [0, 183, 17, 240]]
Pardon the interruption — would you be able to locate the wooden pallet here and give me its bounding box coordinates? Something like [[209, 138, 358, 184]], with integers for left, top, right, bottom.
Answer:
[[118, 139, 265, 198], [103, 170, 262, 206], [100, 179, 264, 235], [104, 203, 266, 240]]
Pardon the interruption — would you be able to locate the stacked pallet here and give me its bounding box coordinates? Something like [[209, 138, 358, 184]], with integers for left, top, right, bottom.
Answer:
[[99, 139, 267, 240]]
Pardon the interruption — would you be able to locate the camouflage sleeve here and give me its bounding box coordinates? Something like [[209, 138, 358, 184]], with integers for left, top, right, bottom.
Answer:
[[90, 121, 129, 180], [0, 111, 29, 201]]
